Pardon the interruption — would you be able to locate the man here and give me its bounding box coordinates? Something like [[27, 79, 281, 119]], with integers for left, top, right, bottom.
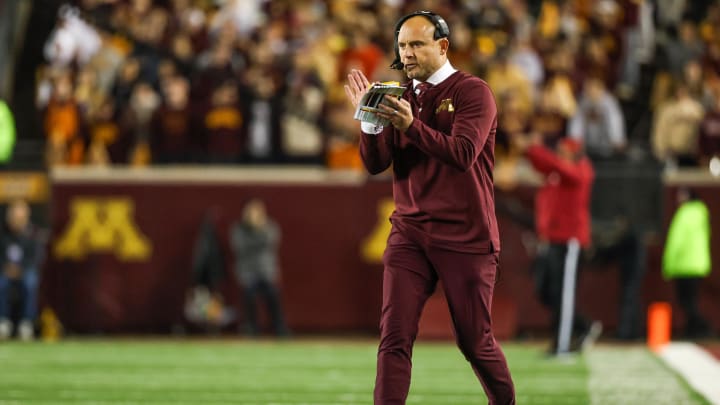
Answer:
[[0, 199, 40, 341], [344, 11, 515, 405], [516, 135, 600, 354], [230, 199, 289, 337], [662, 187, 713, 338], [568, 76, 626, 161]]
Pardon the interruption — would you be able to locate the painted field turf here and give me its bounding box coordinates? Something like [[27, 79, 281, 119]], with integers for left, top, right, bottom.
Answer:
[[0, 340, 708, 404]]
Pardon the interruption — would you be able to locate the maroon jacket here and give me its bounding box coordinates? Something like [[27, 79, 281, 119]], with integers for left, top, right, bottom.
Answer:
[[526, 145, 594, 247], [360, 71, 499, 254]]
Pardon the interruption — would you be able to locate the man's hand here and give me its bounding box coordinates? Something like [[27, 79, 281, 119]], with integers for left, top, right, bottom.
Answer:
[[376, 96, 413, 132], [344, 69, 370, 108]]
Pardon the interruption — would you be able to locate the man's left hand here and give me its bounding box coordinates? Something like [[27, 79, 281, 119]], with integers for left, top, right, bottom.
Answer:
[[376, 96, 413, 132]]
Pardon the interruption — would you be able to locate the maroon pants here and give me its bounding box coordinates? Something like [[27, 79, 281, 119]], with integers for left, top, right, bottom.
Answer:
[[374, 229, 515, 405]]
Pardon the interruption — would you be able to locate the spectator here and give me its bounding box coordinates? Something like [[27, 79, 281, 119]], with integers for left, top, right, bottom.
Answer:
[[0, 200, 41, 341], [698, 86, 720, 167], [339, 28, 385, 83], [242, 45, 283, 163], [680, 60, 705, 103], [662, 188, 714, 338], [655, 0, 688, 29], [509, 36, 544, 92], [200, 80, 244, 164], [43, 72, 85, 166], [167, 0, 207, 43], [208, 0, 265, 38], [281, 50, 326, 164], [568, 76, 626, 160], [168, 32, 196, 77], [86, 97, 130, 165], [193, 43, 240, 104], [486, 51, 534, 117], [616, 0, 655, 98], [515, 135, 601, 354], [43, 5, 101, 68], [119, 81, 160, 166], [74, 66, 105, 119], [325, 100, 363, 171], [701, 40, 720, 77], [575, 36, 617, 92], [83, 28, 129, 101], [531, 81, 575, 147], [230, 199, 289, 337], [661, 19, 704, 78], [111, 57, 142, 107], [150, 75, 196, 163], [652, 80, 705, 167]]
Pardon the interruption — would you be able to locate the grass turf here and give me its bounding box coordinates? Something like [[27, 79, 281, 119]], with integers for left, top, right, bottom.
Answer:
[[0, 339, 703, 404]]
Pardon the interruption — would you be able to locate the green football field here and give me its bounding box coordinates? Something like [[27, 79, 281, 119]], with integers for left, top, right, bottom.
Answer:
[[0, 339, 709, 404]]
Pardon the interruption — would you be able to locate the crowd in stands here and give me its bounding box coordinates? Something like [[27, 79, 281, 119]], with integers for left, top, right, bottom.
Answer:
[[36, 0, 720, 173]]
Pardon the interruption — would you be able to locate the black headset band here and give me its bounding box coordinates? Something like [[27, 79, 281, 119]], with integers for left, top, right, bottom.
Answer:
[[390, 11, 450, 70]]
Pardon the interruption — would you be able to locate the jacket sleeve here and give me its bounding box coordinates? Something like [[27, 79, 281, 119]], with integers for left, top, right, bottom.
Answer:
[[359, 125, 394, 175], [402, 80, 495, 172], [526, 145, 587, 185]]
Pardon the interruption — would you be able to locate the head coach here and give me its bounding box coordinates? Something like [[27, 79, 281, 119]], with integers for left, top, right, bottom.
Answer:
[[344, 10, 516, 405]]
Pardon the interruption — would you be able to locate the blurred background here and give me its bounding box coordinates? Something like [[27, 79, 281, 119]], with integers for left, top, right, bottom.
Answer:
[[0, 0, 718, 344]]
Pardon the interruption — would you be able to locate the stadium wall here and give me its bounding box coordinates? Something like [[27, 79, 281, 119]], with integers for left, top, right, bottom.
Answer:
[[39, 167, 720, 339]]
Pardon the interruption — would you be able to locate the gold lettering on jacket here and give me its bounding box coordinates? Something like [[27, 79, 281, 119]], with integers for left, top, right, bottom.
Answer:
[[54, 197, 152, 261], [436, 98, 455, 113]]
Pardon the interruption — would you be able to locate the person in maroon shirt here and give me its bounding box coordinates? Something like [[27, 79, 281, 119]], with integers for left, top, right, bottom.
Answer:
[[150, 75, 197, 163], [344, 11, 515, 405]]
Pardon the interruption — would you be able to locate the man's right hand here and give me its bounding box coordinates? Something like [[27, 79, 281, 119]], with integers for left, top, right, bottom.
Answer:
[[344, 69, 370, 108]]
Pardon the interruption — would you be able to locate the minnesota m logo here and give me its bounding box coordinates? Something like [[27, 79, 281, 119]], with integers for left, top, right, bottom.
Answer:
[[54, 197, 152, 261], [361, 198, 394, 264]]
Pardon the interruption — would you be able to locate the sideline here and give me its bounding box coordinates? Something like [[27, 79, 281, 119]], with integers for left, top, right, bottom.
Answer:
[[659, 342, 720, 405], [587, 345, 700, 404]]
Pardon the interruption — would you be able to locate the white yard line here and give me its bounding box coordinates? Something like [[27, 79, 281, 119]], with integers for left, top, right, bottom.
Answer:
[[659, 342, 720, 405], [587, 345, 701, 405]]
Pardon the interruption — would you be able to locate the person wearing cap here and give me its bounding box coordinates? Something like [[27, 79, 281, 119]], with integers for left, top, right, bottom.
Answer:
[[516, 134, 600, 355], [344, 11, 515, 405]]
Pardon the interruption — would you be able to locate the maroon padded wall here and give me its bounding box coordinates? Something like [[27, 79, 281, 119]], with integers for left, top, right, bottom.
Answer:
[[41, 172, 720, 338]]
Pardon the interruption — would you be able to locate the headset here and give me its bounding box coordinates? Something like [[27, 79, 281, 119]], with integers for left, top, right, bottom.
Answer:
[[390, 11, 450, 70]]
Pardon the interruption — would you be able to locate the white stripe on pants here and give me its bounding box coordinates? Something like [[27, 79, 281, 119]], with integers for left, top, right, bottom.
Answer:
[[557, 238, 580, 354]]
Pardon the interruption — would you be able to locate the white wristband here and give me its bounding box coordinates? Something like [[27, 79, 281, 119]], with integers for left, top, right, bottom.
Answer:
[[361, 121, 384, 135]]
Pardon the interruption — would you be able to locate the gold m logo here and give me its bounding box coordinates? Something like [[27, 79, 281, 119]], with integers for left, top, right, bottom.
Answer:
[[361, 198, 394, 264], [54, 197, 152, 261]]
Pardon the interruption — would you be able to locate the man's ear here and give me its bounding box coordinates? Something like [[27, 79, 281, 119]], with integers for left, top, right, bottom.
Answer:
[[438, 38, 450, 55]]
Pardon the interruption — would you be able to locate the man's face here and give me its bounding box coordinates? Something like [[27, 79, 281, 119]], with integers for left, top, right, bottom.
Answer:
[[397, 17, 448, 81]]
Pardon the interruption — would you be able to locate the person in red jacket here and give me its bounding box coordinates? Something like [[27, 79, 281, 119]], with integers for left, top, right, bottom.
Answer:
[[518, 134, 601, 355], [345, 11, 515, 405]]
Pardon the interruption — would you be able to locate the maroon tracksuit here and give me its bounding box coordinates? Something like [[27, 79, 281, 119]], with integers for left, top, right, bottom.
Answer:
[[360, 71, 515, 405]]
